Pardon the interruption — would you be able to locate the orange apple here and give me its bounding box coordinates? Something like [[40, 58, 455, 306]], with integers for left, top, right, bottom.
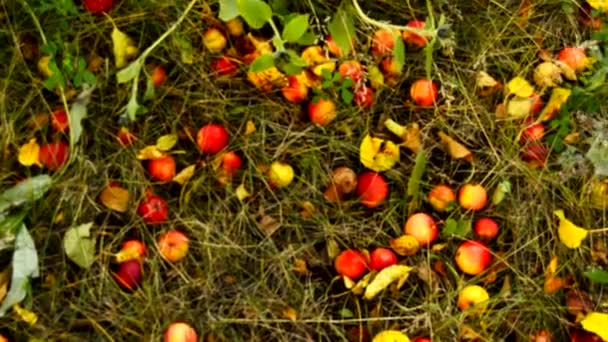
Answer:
[[354, 84, 374, 109], [369, 247, 398, 271], [473, 217, 499, 241], [163, 322, 197, 342], [308, 98, 337, 126], [220, 151, 242, 177], [428, 184, 456, 212], [334, 249, 368, 280], [404, 213, 438, 246], [371, 29, 396, 57], [203, 28, 227, 53], [151, 65, 166, 87], [455, 240, 492, 275], [157, 230, 189, 262], [402, 19, 429, 48], [148, 155, 176, 183], [410, 78, 438, 107], [356, 171, 388, 208], [457, 284, 490, 314], [338, 60, 364, 85], [458, 183, 487, 211], [115, 239, 146, 263], [557, 47, 588, 72], [281, 74, 309, 103]]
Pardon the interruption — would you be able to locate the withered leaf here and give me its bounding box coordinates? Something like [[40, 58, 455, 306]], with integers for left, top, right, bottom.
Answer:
[[99, 184, 130, 213], [437, 132, 473, 162]]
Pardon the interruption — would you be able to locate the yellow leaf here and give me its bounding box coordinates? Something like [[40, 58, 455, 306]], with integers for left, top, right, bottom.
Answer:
[[372, 330, 410, 342], [581, 312, 608, 340], [112, 26, 138, 68], [588, 0, 608, 11], [173, 165, 196, 185], [37, 56, 54, 78], [18, 139, 40, 167], [437, 132, 473, 162], [98, 184, 130, 213], [557, 61, 577, 81], [540, 88, 571, 122], [506, 97, 533, 119], [554, 210, 589, 249], [12, 304, 37, 326], [136, 145, 164, 160], [0, 268, 10, 304], [506, 76, 534, 97], [546, 256, 559, 276], [350, 272, 373, 295], [389, 235, 420, 256], [476, 71, 499, 88], [235, 183, 252, 201], [280, 306, 298, 321], [247, 66, 287, 92], [359, 135, 400, 172], [589, 179, 608, 209], [363, 265, 412, 300], [155, 134, 178, 151], [245, 120, 256, 135]]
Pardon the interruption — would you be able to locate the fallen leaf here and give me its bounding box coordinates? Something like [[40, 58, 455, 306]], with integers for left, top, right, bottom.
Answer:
[[18, 139, 40, 167], [235, 183, 252, 201], [588, 0, 608, 11], [591, 240, 608, 264], [245, 120, 256, 135], [476, 71, 502, 96], [581, 312, 608, 340], [533, 62, 562, 88], [363, 264, 412, 300], [389, 235, 420, 256], [495, 103, 507, 119], [544, 276, 564, 294], [259, 215, 280, 236], [506, 76, 534, 98], [350, 272, 373, 295], [554, 210, 589, 249], [63, 222, 96, 269], [326, 238, 340, 260], [293, 258, 310, 276], [384, 120, 422, 154], [299, 201, 315, 219], [98, 184, 130, 213], [557, 61, 577, 81], [111, 25, 138, 68], [563, 132, 580, 145], [280, 306, 298, 321], [415, 263, 440, 293], [432, 260, 447, 277], [12, 304, 37, 325], [437, 132, 473, 162], [430, 242, 448, 252], [247, 66, 287, 92], [566, 289, 594, 316], [27, 113, 49, 131], [155, 134, 178, 151], [517, 0, 533, 28], [359, 135, 400, 172], [0, 268, 10, 304], [136, 145, 164, 160], [173, 165, 196, 185], [491, 180, 512, 206], [506, 96, 533, 119], [540, 87, 571, 121]]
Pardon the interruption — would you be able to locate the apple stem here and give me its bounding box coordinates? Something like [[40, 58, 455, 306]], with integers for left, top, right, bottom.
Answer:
[[384, 119, 406, 139]]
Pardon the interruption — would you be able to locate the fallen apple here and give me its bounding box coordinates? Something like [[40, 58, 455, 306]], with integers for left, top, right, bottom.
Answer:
[[324, 166, 358, 203], [457, 284, 490, 314], [147, 155, 176, 183], [428, 184, 456, 212], [530, 93, 543, 115], [151, 65, 167, 87], [225, 17, 244, 36], [203, 28, 227, 54], [354, 84, 374, 109], [371, 29, 396, 57], [404, 213, 438, 246], [281, 74, 309, 103], [51, 109, 69, 133], [338, 60, 365, 85], [458, 183, 487, 211], [197, 123, 229, 155], [356, 171, 389, 208], [83, 0, 114, 15], [402, 20, 428, 48], [163, 321, 198, 342], [369, 247, 398, 271], [557, 47, 589, 72], [380, 57, 402, 77], [117, 127, 137, 146], [220, 151, 242, 177], [411, 337, 431, 342], [334, 249, 368, 280], [521, 143, 549, 169], [520, 118, 545, 144], [211, 56, 239, 76], [308, 98, 337, 126], [473, 217, 499, 241], [410, 78, 438, 107], [268, 161, 295, 188], [301, 45, 335, 76], [115, 239, 146, 263], [38, 141, 69, 171], [455, 240, 492, 275], [531, 329, 553, 342], [113, 259, 142, 291], [158, 230, 189, 262], [137, 194, 169, 224]]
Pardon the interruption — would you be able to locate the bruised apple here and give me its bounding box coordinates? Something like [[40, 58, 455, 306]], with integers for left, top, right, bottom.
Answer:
[[281, 74, 309, 103], [115, 239, 146, 263], [371, 29, 396, 57], [334, 249, 368, 280], [356, 171, 388, 208], [211, 56, 238, 76], [339, 61, 364, 85], [428, 184, 456, 212], [455, 240, 492, 275], [354, 85, 374, 109], [404, 213, 438, 246]]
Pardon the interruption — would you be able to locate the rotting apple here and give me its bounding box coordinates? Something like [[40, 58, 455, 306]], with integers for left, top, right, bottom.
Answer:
[[197, 123, 229, 155], [369, 247, 398, 271], [211, 56, 238, 76], [308, 98, 337, 126], [203, 28, 227, 54], [338, 60, 364, 85], [520, 118, 545, 144], [521, 143, 549, 169], [457, 284, 490, 314], [474, 217, 499, 241], [458, 183, 487, 212], [220, 151, 242, 177], [354, 85, 374, 109], [51, 109, 69, 133], [38, 141, 69, 171], [324, 166, 358, 203], [356, 171, 388, 208], [455, 240, 492, 275], [83, 0, 114, 15], [428, 184, 456, 212], [158, 230, 189, 262], [117, 127, 137, 147], [147, 155, 176, 183], [301, 45, 336, 76], [371, 29, 396, 57], [137, 194, 169, 224], [164, 321, 198, 342], [268, 161, 295, 188], [281, 74, 309, 103], [410, 78, 438, 107], [113, 259, 142, 291], [557, 47, 589, 72], [334, 249, 368, 280], [115, 239, 146, 263], [404, 213, 438, 246], [402, 20, 428, 48]]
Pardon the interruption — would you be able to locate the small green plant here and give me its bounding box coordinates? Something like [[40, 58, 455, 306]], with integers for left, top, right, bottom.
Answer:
[[40, 41, 97, 90], [311, 69, 354, 104]]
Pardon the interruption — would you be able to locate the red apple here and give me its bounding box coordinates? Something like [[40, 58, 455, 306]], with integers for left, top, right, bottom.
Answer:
[[203, 28, 227, 53], [334, 249, 368, 280], [455, 240, 492, 275], [520, 118, 545, 144], [356, 171, 388, 208], [211, 56, 238, 76], [158, 230, 189, 262], [353, 85, 374, 109], [371, 29, 395, 57], [569, 328, 603, 342], [404, 213, 438, 246], [474, 217, 499, 241], [197, 123, 229, 154], [148, 155, 176, 183], [428, 184, 456, 212], [164, 321, 198, 342], [83, 0, 114, 15], [557, 47, 588, 72], [117, 127, 137, 146], [369, 247, 398, 271], [458, 183, 487, 211], [115, 239, 146, 263], [308, 98, 337, 126], [137, 194, 169, 224], [38, 141, 69, 171], [281, 75, 309, 103], [521, 143, 549, 169], [220, 151, 242, 177], [338, 61, 364, 84], [113, 259, 142, 291], [410, 78, 438, 107], [51, 109, 69, 133], [151, 65, 166, 87], [411, 337, 431, 342], [402, 20, 428, 48]]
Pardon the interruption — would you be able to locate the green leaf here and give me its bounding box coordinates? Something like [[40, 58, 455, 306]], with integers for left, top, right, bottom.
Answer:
[[586, 132, 608, 177], [491, 180, 512, 206], [393, 31, 405, 70], [0, 225, 39, 316], [280, 63, 303, 75], [424, 42, 434, 80], [63, 222, 96, 269], [341, 88, 353, 103], [338, 308, 354, 318], [285, 50, 308, 67], [327, 9, 355, 56], [219, 0, 240, 21], [82, 71, 97, 86], [125, 95, 141, 122], [237, 0, 272, 29], [69, 85, 95, 145], [282, 14, 309, 43], [40, 42, 58, 56], [116, 61, 142, 84], [442, 218, 472, 238], [585, 269, 608, 284], [250, 53, 275, 72], [269, 0, 288, 15], [143, 77, 156, 101], [296, 32, 316, 46], [406, 152, 427, 213], [0, 175, 52, 214], [173, 35, 194, 64]]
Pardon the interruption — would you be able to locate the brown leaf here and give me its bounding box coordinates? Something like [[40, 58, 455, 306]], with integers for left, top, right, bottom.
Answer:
[[476, 71, 502, 97], [517, 0, 533, 28], [566, 290, 594, 316], [281, 306, 298, 321], [415, 263, 440, 293], [0, 268, 10, 304], [293, 258, 310, 276], [27, 113, 49, 131], [432, 260, 447, 277], [299, 201, 316, 219], [99, 184, 130, 213], [591, 240, 608, 265], [495, 103, 507, 119], [259, 215, 280, 236], [437, 132, 473, 162]]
